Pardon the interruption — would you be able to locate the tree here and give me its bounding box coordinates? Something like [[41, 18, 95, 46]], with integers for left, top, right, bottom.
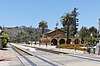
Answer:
[[61, 13, 73, 39], [84, 36, 97, 45], [78, 27, 90, 44], [78, 27, 89, 38], [39, 21, 48, 34], [15, 31, 28, 43], [88, 26, 97, 36], [70, 8, 79, 37], [55, 22, 59, 29], [1, 32, 10, 48], [78, 26, 98, 45], [60, 8, 79, 39], [88, 27, 98, 45]]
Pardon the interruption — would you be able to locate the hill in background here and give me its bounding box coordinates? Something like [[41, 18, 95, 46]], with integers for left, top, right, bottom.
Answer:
[[3, 26, 51, 42]]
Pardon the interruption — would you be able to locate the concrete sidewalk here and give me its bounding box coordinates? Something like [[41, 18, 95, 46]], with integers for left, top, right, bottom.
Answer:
[[0, 44, 23, 66]]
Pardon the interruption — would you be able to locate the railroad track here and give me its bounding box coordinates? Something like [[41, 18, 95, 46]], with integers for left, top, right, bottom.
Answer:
[[22, 45, 100, 63], [10, 44, 37, 66], [10, 44, 100, 66], [10, 44, 64, 66]]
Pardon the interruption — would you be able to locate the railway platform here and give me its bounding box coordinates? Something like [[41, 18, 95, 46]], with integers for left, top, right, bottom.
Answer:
[[1, 43, 100, 66], [0, 44, 23, 66], [23, 44, 100, 57]]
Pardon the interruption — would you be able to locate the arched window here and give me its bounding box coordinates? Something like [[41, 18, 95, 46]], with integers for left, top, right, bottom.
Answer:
[[51, 39, 58, 45], [74, 39, 80, 44], [66, 39, 71, 44], [59, 39, 65, 44]]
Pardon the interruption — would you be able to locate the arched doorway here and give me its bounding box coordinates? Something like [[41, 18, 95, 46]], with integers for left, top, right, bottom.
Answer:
[[81, 39, 84, 44], [51, 39, 57, 45], [66, 39, 71, 44], [74, 39, 80, 44], [59, 39, 65, 44]]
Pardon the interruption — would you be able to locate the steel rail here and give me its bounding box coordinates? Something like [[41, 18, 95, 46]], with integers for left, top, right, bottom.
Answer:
[[10, 44, 63, 66], [10, 44, 37, 66]]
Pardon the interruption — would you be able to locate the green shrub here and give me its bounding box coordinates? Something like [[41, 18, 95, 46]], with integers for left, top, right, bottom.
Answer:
[[1, 32, 10, 48]]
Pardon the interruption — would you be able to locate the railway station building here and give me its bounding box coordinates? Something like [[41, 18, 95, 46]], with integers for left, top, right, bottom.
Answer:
[[40, 29, 82, 46]]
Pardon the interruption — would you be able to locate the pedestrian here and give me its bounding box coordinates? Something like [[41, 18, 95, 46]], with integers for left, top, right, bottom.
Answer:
[[87, 48, 91, 54], [93, 48, 95, 54], [35, 42, 36, 45], [46, 43, 47, 47], [51, 42, 53, 46]]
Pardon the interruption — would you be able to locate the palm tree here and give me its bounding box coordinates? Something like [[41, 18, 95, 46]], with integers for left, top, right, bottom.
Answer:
[[61, 13, 74, 39], [61, 8, 79, 38], [39, 21, 48, 34]]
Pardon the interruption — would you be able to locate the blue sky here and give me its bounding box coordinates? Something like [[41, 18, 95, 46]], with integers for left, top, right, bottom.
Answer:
[[0, 0, 100, 30]]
